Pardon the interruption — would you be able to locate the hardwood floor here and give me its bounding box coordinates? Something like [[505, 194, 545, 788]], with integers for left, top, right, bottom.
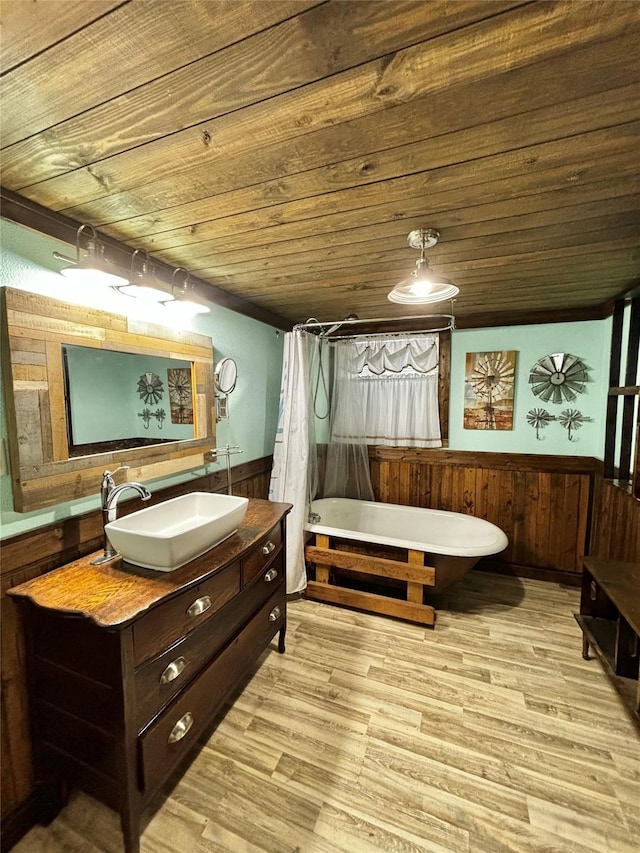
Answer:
[[13, 573, 640, 853]]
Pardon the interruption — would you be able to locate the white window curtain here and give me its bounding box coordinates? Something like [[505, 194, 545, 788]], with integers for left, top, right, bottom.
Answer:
[[332, 335, 442, 449]]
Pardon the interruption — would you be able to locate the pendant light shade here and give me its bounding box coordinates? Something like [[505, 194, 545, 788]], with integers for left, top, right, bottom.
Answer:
[[53, 228, 212, 315], [54, 224, 129, 287], [162, 267, 210, 315], [116, 249, 174, 302], [388, 229, 458, 305]]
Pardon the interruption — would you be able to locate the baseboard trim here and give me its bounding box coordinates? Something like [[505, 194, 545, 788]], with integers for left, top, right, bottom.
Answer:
[[1, 786, 42, 851]]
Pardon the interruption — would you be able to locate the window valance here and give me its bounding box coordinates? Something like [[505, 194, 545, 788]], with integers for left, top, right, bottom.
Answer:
[[353, 335, 438, 375]]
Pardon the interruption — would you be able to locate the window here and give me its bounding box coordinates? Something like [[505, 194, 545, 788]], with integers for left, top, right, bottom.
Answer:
[[331, 334, 443, 448]]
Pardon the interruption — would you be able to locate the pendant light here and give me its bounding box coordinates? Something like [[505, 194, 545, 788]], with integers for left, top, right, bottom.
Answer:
[[116, 249, 174, 303], [163, 267, 210, 315], [388, 229, 459, 305], [53, 224, 129, 287]]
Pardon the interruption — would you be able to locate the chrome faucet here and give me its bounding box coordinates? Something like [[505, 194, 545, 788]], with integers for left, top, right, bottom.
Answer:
[[105, 481, 152, 522], [91, 467, 152, 565]]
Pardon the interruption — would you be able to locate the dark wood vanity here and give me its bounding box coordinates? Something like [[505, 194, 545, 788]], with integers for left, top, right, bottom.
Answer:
[[8, 498, 291, 853]]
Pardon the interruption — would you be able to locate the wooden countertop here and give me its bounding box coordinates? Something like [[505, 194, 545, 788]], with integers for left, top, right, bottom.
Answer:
[[583, 557, 640, 636], [8, 499, 291, 629]]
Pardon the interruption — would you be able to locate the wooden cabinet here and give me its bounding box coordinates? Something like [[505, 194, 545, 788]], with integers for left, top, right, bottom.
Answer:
[[575, 557, 640, 726], [8, 499, 291, 853]]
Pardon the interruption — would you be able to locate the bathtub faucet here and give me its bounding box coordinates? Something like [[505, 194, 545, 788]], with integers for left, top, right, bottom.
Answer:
[[90, 467, 152, 565], [308, 511, 322, 523]]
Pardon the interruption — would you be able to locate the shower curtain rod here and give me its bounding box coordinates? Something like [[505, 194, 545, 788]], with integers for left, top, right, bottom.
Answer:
[[293, 313, 455, 337]]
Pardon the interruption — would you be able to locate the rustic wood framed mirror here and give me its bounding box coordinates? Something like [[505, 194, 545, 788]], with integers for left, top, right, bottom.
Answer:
[[1, 288, 215, 512]]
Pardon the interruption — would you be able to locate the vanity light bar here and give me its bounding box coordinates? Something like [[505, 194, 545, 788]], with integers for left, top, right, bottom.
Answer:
[[53, 227, 211, 312]]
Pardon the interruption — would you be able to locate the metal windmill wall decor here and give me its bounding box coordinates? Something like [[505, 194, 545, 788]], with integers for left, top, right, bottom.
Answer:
[[528, 352, 591, 442], [529, 353, 588, 403], [137, 371, 164, 405]]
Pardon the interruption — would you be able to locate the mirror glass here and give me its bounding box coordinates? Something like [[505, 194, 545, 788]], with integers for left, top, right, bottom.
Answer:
[[2, 287, 215, 512], [215, 357, 238, 394], [63, 345, 195, 457]]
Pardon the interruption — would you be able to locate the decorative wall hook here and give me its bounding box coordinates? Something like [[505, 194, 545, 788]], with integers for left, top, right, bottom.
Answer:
[[558, 408, 591, 441], [526, 408, 556, 440], [138, 407, 166, 429]]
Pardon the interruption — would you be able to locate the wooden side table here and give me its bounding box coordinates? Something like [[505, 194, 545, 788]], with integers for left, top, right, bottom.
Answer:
[[575, 557, 640, 726]]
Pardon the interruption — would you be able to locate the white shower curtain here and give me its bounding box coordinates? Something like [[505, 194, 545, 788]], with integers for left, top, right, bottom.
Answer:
[[269, 330, 310, 594]]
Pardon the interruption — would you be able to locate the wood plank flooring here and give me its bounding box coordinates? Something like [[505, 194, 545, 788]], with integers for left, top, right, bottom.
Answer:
[[12, 572, 640, 853]]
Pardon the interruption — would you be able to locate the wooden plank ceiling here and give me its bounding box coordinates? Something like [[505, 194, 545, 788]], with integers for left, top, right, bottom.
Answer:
[[1, 0, 639, 329]]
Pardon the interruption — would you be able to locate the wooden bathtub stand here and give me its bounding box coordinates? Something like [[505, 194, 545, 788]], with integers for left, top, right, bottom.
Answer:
[[304, 533, 436, 626]]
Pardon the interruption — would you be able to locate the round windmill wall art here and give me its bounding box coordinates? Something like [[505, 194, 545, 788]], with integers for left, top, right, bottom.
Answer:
[[464, 350, 517, 430], [528, 352, 588, 404]]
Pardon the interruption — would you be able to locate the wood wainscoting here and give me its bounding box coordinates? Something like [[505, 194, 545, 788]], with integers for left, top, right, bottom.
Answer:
[[369, 448, 601, 579], [0, 455, 272, 849], [590, 477, 640, 562]]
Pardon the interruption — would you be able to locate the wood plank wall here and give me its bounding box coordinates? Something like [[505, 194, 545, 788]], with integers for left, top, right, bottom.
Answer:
[[0, 456, 272, 845], [590, 477, 640, 562], [369, 448, 600, 577]]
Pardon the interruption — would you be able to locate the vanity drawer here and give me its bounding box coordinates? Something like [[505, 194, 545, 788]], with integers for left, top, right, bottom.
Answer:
[[138, 586, 286, 795], [243, 522, 282, 586], [133, 560, 241, 665], [134, 556, 284, 728]]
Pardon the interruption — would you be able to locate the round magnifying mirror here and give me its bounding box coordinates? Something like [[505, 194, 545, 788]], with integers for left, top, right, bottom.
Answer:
[[215, 357, 237, 394]]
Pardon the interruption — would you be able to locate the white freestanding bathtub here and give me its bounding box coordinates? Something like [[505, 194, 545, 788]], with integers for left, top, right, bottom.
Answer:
[[304, 498, 508, 625]]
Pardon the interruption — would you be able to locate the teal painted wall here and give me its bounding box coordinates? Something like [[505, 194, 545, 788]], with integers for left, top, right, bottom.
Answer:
[[0, 219, 284, 538], [0, 219, 614, 539], [449, 321, 611, 456]]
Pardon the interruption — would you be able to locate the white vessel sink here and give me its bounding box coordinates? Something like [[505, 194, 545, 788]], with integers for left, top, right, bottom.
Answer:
[[105, 492, 249, 571]]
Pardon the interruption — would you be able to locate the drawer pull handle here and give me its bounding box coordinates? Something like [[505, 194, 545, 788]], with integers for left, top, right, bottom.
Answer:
[[269, 605, 282, 622], [262, 541, 276, 556], [168, 712, 194, 744], [264, 568, 278, 583], [187, 596, 211, 618], [160, 657, 186, 684]]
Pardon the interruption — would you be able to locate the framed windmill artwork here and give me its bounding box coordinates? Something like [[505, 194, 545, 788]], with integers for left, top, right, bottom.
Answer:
[[464, 351, 517, 430], [167, 367, 194, 424]]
